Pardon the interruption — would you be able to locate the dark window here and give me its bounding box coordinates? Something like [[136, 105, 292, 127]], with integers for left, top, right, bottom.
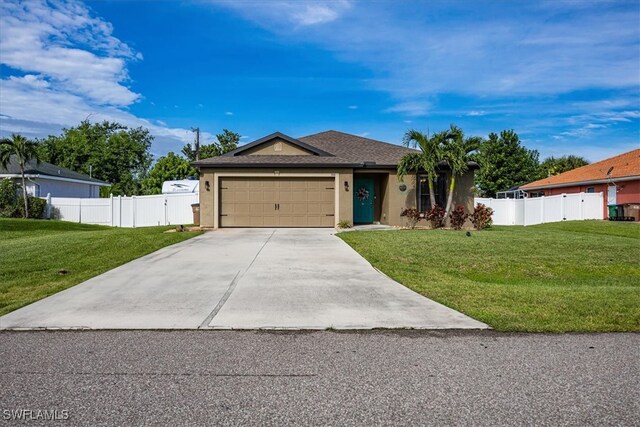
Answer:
[[418, 173, 447, 211], [586, 187, 595, 193]]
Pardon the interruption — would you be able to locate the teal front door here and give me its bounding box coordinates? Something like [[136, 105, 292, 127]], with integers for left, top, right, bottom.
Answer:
[[353, 177, 374, 223]]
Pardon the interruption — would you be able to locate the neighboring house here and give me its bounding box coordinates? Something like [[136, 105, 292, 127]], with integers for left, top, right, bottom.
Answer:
[[193, 130, 478, 228], [520, 149, 640, 219], [0, 156, 109, 198]]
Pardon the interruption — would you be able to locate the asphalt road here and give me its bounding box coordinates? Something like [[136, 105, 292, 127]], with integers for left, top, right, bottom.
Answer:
[[1, 331, 638, 426]]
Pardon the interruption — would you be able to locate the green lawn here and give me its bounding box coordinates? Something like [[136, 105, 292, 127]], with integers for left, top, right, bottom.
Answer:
[[339, 221, 640, 332], [0, 219, 202, 316]]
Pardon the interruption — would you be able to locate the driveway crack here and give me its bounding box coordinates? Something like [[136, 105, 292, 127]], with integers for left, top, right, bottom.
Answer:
[[199, 230, 276, 328]]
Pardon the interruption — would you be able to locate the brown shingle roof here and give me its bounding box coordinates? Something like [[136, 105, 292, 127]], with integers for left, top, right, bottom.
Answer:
[[299, 130, 418, 166], [193, 130, 417, 168], [521, 149, 640, 190]]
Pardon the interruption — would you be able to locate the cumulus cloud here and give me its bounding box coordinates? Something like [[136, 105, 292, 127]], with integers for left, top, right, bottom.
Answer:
[[0, 0, 212, 153]]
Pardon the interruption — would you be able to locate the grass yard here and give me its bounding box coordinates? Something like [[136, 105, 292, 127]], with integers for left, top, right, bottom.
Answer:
[[339, 221, 640, 332], [0, 219, 202, 316]]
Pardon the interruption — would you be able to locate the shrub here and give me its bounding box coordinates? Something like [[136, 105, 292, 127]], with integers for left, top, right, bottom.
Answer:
[[337, 219, 352, 229], [400, 208, 422, 229], [470, 203, 494, 230], [449, 205, 468, 230], [424, 205, 446, 229], [0, 178, 19, 218], [17, 196, 47, 219]]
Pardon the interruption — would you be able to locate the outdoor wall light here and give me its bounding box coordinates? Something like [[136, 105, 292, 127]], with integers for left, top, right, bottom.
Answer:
[[344, 181, 349, 191], [205, 181, 210, 191]]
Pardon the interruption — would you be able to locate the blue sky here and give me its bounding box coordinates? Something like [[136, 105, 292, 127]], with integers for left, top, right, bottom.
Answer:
[[1, 0, 638, 162]]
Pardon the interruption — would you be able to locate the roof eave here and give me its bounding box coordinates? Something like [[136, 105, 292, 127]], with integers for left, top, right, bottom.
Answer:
[[521, 175, 640, 191]]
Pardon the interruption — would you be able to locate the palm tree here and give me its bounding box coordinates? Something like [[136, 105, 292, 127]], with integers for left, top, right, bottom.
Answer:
[[0, 134, 40, 218], [439, 125, 482, 218], [397, 129, 442, 210]]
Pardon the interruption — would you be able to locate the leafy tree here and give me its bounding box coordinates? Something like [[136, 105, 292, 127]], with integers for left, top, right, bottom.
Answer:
[[439, 125, 482, 218], [141, 152, 196, 195], [397, 130, 443, 209], [539, 155, 589, 177], [215, 128, 240, 154], [37, 120, 153, 196], [182, 128, 240, 161], [0, 134, 40, 218], [474, 130, 540, 198]]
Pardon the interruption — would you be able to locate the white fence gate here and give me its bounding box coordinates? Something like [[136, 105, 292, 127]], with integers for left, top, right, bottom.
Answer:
[[45, 193, 199, 227], [474, 193, 604, 226]]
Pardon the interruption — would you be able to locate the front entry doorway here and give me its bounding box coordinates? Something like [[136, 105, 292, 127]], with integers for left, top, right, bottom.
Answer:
[[353, 177, 374, 223]]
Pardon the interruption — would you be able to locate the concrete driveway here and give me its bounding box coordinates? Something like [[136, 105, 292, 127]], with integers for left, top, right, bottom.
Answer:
[[0, 229, 487, 330]]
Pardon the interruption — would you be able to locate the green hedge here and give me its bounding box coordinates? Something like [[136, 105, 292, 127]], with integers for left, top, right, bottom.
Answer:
[[0, 178, 47, 219]]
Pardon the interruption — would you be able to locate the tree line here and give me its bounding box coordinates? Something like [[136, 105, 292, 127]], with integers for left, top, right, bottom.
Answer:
[[1, 121, 240, 201]]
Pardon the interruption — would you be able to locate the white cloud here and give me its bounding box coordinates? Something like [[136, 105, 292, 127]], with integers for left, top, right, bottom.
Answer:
[[0, 0, 140, 106], [385, 101, 431, 117], [467, 111, 487, 117], [348, 105, 358, 110], [225, 111, 234, 115], [0, 0, 214, 154], [215, 2, 639, 98], [208, 0, 352, 27]]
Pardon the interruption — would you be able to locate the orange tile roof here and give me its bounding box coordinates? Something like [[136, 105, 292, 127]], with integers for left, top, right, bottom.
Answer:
[[521, 148, 640, 190]]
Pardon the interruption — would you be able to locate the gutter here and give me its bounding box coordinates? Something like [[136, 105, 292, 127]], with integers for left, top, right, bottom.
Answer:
[[0, 173, 110, 186], [521, 175, 640, 191]]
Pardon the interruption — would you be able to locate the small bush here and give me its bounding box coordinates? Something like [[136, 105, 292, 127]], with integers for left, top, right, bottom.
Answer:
[[470, 203, 494, 230], [449, 205, 468, 230], [17, 196, 47, 219], [337, 219, 352, 229], [400, 208, 422, 229], [424, 205, 446, 229], [0, 178, 19, 218]]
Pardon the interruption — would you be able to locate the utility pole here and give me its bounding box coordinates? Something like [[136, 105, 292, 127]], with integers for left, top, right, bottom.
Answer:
[[191, 127, 200, 161]]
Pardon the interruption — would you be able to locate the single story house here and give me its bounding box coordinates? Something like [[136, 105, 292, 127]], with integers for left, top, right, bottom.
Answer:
[[193, 130, 477, 228], [520, 148, 640, 219], [0, 156, 109, 198]]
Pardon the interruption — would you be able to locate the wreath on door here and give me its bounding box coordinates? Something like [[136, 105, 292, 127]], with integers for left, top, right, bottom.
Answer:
[[356, 186, 370, 202]]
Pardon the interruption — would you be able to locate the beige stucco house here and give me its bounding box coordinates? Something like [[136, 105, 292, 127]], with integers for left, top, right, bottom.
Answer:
[[193, 130, 477, 228]]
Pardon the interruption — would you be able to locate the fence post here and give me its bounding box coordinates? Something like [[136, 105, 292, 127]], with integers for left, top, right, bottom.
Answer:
[[109, 194, 114, 227], [579, 192, 584, 220], [132, 196, 136, 228], [561, 193, 566, 221], [540, 196, 545, 224], [164, 194, 168, 226], [118, 196, 122, 227], [78, 198, 82, 223], [46, 193, 52, 219]]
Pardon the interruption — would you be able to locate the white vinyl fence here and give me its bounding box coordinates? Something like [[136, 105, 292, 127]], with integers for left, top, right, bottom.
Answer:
[[474, 193, 604, 226], [44, 193, 199, 227]]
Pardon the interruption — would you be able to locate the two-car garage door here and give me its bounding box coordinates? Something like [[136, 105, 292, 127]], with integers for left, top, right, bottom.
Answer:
[[219, 177, 335, 227]]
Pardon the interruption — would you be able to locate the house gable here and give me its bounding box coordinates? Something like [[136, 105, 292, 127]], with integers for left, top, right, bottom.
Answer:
[[241, 138, 314, 156], [225, 132, 333, 158]]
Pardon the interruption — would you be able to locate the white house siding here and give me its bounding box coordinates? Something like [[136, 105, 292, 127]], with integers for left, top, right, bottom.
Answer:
[[25, 178, 101, 198]]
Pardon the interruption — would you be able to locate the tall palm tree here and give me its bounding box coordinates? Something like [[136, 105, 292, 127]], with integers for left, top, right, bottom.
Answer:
[[0, 134, 40, 218], [440, 125, 482, 218], [397, 129, 442, 210]]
